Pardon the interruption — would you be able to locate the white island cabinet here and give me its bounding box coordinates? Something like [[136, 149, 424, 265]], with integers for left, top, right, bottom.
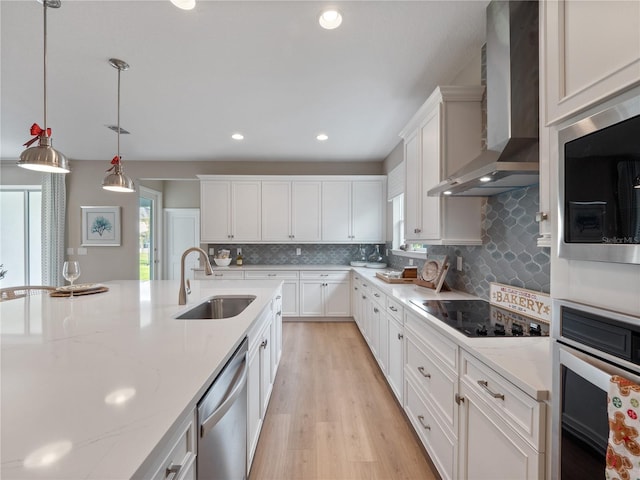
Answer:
[[0, 280, 282, 480]]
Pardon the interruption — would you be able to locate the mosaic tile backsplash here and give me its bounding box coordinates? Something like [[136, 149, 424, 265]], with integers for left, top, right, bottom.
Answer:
[[387, 185, 550, 300], [207, 185, 550, 301]]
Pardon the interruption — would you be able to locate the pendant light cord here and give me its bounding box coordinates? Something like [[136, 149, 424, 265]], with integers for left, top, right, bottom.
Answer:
[[43, 1, 48, 133], [117, 67, 121, 160]]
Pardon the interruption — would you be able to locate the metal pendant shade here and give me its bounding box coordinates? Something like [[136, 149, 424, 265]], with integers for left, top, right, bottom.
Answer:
[[102, 58, 135, 193], [634, 175, 640, 189], [17, 0, 70, 174]]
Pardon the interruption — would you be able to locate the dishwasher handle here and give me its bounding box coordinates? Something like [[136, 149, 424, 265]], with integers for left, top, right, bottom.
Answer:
[[200, 353, 248, 438]]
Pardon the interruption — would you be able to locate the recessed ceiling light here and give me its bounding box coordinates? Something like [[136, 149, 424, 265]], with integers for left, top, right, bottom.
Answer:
[[443, 190, 453, 195], [170, 0, 195, 10], [316, 133, 329, 141], [319, 9, 342, 29], [479, 176, 492, 182], [231, 133, 244, 140]]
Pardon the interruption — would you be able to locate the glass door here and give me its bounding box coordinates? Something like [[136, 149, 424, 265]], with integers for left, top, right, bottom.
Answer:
[[139, 187, 162, 280]]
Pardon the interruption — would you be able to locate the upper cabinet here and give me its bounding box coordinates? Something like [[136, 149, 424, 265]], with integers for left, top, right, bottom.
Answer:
[[199, 175, 385, 244], [200, 179, 261, 242], [400, 86, 485, 245], [543, 0, 640, 125], [261, 181, 322, 242], [321, 179, 386, 243]]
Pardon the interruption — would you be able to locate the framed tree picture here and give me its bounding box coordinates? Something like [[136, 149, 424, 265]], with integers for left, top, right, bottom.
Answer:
[[81, 206, 121, 246]]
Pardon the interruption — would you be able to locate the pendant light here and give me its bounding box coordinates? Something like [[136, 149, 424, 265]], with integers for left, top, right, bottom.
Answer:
[[633, 175, 640, 189], [102, 58, 135, 193], [17, 0, 70, 174]]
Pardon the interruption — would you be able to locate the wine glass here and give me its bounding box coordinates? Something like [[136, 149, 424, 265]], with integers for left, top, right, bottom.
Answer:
[[62, 261, 81, 298]]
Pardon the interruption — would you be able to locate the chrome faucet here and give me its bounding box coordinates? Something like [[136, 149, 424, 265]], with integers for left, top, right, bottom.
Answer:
[[179, 247, 213, 305]]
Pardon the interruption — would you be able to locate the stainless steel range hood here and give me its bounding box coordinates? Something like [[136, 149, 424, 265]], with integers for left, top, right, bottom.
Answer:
[[428, 0, 539, 197]]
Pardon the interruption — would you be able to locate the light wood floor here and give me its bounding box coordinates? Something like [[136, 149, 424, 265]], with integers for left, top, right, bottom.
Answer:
[[249, 321, 439, 480]]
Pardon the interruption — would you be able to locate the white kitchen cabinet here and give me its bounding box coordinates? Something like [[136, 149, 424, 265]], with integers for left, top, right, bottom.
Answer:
[[261, 181, 321, 242], [299, 271, 351, 317], [247, 306, 276, 470], [387, 315, 404, 404], [399, 86, 484, 245], [244, 270, 299, 317], [457, 351, 545, 480], [321, 179, 386, 243], [200, 179, 261, 242], [543, 0, 640, 126], [142, 409, 197, 480], [195, 269, 245, 281]]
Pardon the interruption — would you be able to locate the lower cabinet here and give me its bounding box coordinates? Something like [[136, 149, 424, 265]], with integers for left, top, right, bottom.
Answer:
[[244, 270, 299, 317], [143, 409, 197, 480], [360, 308, 546, 480], [247, 290, 282, 473], [299, 271, 351, 317], [457, 351, 545, 480]]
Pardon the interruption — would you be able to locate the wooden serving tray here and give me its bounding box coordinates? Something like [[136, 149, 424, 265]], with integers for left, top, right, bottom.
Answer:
[[50, 286, 109, 297], [375, 272, 415, 283]]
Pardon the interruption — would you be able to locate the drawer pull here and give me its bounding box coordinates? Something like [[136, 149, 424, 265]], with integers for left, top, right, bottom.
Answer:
[[268, 273, 276, 277], [276, 295, 282, 300], [165, 463, 182, 480], [362, 295, 367, 300], [478, 380, 505, 400], [397, 333, 404, 340], [418, 366, 431, 378], [417, 415, 430, 430], [214, 274, 223, 277], [389, 306, 398, 312], [374, 307, 379, 313], [362, 283, 368, 287], [374, 293, 380, 298], [354, 287, 358, 290]]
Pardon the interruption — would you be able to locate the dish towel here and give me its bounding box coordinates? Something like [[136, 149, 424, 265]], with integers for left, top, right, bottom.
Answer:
[[607, 375, 640, 480]]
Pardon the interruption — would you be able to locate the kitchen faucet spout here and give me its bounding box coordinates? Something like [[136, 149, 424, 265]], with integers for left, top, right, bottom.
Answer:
[[179, 247, 213, 305]]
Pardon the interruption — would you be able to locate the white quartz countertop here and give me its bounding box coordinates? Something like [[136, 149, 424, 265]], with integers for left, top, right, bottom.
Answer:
[[351, 267, 551, 401], [0, 280, 281, 480], [200, 263, 356, 271]]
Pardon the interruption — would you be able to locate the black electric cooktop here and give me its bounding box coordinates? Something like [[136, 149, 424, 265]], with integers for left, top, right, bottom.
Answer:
[[409, 299, 550, 338]]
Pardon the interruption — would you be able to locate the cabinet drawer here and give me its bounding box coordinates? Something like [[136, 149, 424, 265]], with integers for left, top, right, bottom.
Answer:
[[405, 380, 456, 480], [300, 270, 350, 281], [244, 270, 299, 280], [369, 285, 385, 306], [405, 311, 458, 371], [148, 411, 196, 480], [386, 297, 403, 322], [406, 332, 457, 432], [209, 270, 245, 280], [460, 350, 544, 450]]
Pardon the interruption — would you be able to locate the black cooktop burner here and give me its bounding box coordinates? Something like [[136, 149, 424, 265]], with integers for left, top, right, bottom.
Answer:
[[409, 299, 550, 338]]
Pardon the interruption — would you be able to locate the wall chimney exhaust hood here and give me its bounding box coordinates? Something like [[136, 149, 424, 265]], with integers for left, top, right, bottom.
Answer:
[[428, 0, 539, 197]]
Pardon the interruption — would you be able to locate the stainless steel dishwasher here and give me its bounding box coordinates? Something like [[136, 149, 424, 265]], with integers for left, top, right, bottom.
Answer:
[[197, 337, 248, 480]]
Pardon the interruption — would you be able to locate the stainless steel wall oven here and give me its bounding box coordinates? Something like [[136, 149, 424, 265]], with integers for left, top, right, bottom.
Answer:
[[552, 299, 640, 479], [558, 94, 640, 264]]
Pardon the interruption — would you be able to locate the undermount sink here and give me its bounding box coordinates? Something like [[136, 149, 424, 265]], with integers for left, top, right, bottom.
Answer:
[[175, 295, 256, 320]]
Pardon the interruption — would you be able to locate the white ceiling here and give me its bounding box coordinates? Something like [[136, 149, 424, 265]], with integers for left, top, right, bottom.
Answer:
[[1, 0, 489, 163]]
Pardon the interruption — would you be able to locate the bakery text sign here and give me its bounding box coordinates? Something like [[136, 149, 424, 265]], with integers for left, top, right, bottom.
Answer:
[[489, 283, 551, 324]]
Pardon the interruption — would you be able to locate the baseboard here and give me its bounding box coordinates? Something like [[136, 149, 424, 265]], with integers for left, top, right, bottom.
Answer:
[[283, 316, 354, 323]]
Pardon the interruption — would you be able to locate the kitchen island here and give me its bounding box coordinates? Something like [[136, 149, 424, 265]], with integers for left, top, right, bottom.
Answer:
[[0, 280, 281, 480]]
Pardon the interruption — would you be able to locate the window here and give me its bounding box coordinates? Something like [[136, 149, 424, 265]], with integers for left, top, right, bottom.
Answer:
[[0, 188, 42, 286], [391, 194, 404, 250]]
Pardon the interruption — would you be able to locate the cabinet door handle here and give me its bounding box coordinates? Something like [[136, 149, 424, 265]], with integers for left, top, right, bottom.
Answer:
[[417, 415, 430, 430], [389, 306, 398, 312], [397, 333, 403, 340], [373, 307, 379, 313], [362, 283, 368, 287], [418, 366, 431, 378], [261, 339, 268, 349], [354, 287, 358, 291], [455, 393, 465, 405], [374, 293, 380, 298], [477, 380, 505, 400], [276, 295, 282, 299], [277, 311, 282, 316], [362, 295, 367, 299], [165, 463, 183, 480]]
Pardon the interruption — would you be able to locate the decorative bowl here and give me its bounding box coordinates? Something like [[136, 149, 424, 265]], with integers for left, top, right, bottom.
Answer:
[[214, 257, 232, 267]]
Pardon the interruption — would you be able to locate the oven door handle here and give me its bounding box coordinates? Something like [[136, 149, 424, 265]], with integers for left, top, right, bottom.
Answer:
[[558, 343, 640, 390]]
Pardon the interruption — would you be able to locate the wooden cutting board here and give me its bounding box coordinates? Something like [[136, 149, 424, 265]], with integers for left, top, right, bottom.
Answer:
[[375, 272, 415, 283]]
